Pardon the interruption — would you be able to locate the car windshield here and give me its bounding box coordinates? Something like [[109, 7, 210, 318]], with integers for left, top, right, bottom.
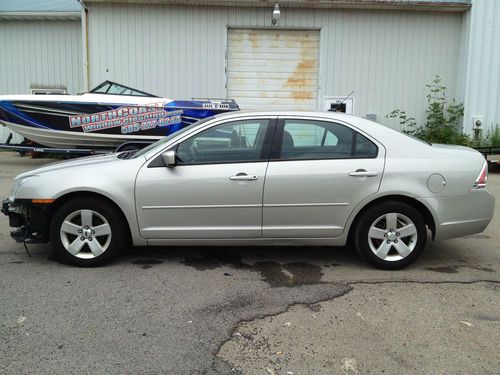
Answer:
[[129, 117, 215, 159]]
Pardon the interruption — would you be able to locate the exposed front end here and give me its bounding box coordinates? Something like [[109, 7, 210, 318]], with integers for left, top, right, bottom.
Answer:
[[1, 198, 52, 243]]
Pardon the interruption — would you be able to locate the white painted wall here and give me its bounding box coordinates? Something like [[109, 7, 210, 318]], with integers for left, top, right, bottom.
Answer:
[[462, 0, 500, 134], [0, 19, 83, 141], [87, 4, 464, 130]]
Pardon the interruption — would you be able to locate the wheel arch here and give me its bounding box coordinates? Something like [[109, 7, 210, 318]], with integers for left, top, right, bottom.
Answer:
[[347, 194, 436, 244], [48, 191, 132, 243]]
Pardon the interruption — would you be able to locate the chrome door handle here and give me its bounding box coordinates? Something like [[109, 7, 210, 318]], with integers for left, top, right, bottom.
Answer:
[[349, 170, 378, 177], [229, 173, 258, 181]]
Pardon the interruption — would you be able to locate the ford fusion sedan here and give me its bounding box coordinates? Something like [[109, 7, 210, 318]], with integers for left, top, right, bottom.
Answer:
[[2, 112, 494, 269]]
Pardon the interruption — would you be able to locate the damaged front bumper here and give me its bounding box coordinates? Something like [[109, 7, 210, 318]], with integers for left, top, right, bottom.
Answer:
[[1, 199, 50, 243]]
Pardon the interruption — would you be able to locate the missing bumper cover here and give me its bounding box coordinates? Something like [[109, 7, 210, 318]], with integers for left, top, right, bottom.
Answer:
[[2, 199, 51, 243]]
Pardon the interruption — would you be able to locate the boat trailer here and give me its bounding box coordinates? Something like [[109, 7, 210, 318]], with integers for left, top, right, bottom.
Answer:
[[0, 133, 154, 156]]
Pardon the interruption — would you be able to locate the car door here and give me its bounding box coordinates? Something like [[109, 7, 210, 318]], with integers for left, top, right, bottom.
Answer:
[[135, 117, 276, 239], [263, 117, 385, 238]]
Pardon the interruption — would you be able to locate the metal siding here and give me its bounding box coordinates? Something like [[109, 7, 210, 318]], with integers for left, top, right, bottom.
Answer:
[[462, 0, 500, 134], [0, 0, 81, 12], [88, 4, 462, 130], [319, 10, 462, 129], [0, 19, 83, 142], [227, 29, 320, 110]]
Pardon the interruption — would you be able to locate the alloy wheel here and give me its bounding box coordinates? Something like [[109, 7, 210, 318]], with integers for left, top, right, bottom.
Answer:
[[367, 212, 418, 262], [59, 209, 112, 259]]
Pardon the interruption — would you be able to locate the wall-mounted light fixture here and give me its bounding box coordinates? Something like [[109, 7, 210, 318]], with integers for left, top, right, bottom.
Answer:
[[272, 3, 280, 25]]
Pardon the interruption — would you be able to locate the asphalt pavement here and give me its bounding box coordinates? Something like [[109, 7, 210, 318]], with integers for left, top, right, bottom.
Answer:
[[0, 152, 498, 374]]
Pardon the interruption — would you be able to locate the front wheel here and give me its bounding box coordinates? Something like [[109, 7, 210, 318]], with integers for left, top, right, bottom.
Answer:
[[354, 201, 427, 270], [50, 198, 126, 266]]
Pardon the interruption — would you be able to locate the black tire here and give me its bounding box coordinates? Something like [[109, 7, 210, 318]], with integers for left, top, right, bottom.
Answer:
[[50, 198, 126, 266], [354, 201, 427, 270]]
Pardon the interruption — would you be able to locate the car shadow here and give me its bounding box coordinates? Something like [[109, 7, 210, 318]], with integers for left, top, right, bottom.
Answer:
[[37, 232, 496, 276], [122, 244, 359, 269], [119, 245, 366, 287]]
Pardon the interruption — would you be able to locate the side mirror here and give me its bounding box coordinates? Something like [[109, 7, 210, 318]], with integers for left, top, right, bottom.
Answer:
[[161, 150, 176, 167]]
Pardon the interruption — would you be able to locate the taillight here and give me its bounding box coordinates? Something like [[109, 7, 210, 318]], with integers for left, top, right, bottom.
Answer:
[[473, 162, 488, 189]]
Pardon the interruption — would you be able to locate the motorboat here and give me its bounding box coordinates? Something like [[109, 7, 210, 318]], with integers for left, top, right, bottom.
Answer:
[[0, 81, 239, 149]]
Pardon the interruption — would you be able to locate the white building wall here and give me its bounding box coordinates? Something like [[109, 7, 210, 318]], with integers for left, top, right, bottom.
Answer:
[[0, 19, 83, 141], [0, 20, 83, 95], [87, 4, 463, 130], [462, 0, 500, 134]]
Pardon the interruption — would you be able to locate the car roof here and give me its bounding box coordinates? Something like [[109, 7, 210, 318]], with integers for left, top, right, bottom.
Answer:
[[211, 110, 429, 152], [212, 110, 389, 136], [213, 110, 358, 121], [144, 110, 429, 160]]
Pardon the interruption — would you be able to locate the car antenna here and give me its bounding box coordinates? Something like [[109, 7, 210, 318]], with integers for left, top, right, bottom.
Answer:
[[335, 90, 354, 112]]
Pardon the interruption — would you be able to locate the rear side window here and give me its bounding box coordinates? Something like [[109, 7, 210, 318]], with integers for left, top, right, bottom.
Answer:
[[278, 119, 378, 160], [355, 132, 378, 157]]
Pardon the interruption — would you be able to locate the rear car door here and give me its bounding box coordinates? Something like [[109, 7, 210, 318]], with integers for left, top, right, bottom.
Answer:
[[135, 117, 276, 239], [263, 117, 385, 238]]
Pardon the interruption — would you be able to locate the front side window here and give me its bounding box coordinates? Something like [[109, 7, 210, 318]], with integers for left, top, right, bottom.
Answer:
[[176, 119, 270, 164], [279, 119, 378, 160]]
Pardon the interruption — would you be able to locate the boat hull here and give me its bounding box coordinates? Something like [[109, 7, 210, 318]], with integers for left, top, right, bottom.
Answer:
[[3, 121, 160, 149], [0, 98, 237, 149]]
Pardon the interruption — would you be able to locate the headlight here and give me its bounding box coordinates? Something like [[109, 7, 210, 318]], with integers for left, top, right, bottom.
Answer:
[[10, 175, 38, 199]]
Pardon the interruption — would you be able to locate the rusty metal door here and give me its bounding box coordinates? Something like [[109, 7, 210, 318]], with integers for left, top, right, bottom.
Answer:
[[226, 28, 320, 111]]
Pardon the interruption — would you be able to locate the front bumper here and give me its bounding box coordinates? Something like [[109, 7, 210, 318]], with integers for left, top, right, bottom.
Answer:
[[1, 198, 50, 243]]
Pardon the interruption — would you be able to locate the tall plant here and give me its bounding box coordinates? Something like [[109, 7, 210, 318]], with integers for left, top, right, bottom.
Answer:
[[471, 124, 500, 148], [387, 76, 468, 145], [490, 125, 500, 147]]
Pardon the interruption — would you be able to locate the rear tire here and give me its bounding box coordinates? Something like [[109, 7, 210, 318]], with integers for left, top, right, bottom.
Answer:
[[50, 198, 126, 266], [354, 201, 427, 270]]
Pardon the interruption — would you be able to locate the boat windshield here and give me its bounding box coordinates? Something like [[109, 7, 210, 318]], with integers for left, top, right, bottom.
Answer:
[[89, 81, 158, 97]]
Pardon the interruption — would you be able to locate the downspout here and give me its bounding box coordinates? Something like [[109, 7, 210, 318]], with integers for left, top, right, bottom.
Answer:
[[77, 0, 90, 91]]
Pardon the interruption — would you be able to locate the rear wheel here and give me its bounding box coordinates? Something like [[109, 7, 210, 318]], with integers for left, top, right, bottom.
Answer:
[[354, 201, 427, 270], [50, 198, 126, 266]]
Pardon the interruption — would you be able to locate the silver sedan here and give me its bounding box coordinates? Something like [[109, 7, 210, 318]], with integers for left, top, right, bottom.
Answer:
[[2, 112, 495, 269]]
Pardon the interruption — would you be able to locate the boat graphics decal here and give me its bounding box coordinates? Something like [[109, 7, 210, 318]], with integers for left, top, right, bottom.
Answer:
[[68, 102, 183, 134], [0, 99, 238, 138]]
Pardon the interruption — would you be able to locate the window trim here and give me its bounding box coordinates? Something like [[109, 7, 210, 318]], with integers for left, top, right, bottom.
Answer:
[[148, 117, 278, 167], [270, 118, 379, 161]]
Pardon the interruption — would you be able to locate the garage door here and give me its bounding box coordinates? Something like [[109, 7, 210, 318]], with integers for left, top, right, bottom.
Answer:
[[227, 29, 320, 111]]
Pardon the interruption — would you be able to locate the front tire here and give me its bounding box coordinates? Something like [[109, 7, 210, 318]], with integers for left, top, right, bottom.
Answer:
[[354, 201, 427, 270], [50, 198, 126, 266]]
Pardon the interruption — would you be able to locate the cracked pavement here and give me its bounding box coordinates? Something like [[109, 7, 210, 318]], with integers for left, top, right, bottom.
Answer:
[[0, 152, 499, 374]]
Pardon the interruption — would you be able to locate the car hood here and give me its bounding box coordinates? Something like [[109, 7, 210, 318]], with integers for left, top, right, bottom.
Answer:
[[15, 153, 122, 180]]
